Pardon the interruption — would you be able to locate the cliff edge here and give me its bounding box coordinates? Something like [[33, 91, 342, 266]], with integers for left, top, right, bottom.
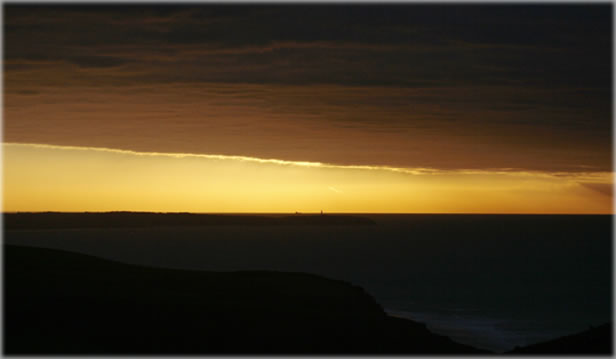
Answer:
[[5, 244, 485, 354]]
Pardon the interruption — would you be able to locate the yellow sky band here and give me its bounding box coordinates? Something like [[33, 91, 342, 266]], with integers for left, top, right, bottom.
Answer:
[[2, 142, 613, 214]]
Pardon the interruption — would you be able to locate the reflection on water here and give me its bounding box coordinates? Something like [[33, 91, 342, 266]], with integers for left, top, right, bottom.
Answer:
[[386, 309, 563, 353]]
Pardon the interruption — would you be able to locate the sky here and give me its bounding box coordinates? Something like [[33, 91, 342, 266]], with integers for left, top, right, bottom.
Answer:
[[3, 4, 613, 213]]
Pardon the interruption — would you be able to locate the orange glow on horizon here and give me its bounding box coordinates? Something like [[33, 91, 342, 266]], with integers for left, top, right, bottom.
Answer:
[[2, 142, 613, 214]]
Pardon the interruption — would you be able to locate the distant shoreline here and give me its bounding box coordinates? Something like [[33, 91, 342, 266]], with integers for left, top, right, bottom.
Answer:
[[4, 211, 610, 231], [3, 212, 377, 230], [4, 211, 611, 215]]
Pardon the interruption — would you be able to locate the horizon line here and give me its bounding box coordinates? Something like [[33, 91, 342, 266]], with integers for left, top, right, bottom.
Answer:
[[2, 211, 612, 216]]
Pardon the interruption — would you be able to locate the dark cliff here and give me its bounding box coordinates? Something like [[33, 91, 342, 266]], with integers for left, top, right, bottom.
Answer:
[[507, 322, 612, 355], [5, 244, 485, 355]]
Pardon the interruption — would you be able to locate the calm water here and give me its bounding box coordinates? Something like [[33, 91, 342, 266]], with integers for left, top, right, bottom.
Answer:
[[4, 214, 612, 352]]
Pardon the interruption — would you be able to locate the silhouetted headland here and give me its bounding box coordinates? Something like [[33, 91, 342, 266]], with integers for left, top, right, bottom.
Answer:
[[5, 245, 486, 354], [506, 322, 612, 354], [4, 211, 375, 230]]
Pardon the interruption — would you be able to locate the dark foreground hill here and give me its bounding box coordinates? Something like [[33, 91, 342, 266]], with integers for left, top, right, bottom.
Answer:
[[4, 245, 486, 355], [4, 211, 375, 230], [507, 322, 612, 355]]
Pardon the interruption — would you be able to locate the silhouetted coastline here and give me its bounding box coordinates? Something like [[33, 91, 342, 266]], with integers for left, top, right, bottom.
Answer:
[[506, 322, 612, 354], [5, 245, 486, 354], [4, 213, 611, 354], [4, 211, 375, 230]]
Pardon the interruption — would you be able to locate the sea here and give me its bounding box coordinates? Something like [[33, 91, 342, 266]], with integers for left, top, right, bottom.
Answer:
[[3, 214, 612, 353]]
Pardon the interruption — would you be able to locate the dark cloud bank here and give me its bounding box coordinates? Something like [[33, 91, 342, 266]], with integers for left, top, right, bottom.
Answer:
[[4, 4, 613, 172]]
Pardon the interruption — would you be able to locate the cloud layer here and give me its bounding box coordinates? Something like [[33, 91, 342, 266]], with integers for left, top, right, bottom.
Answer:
[[4, 5, 612, 173]]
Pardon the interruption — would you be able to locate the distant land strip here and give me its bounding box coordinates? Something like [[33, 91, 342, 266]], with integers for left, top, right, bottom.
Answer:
[[3, 212, 376, 230]]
